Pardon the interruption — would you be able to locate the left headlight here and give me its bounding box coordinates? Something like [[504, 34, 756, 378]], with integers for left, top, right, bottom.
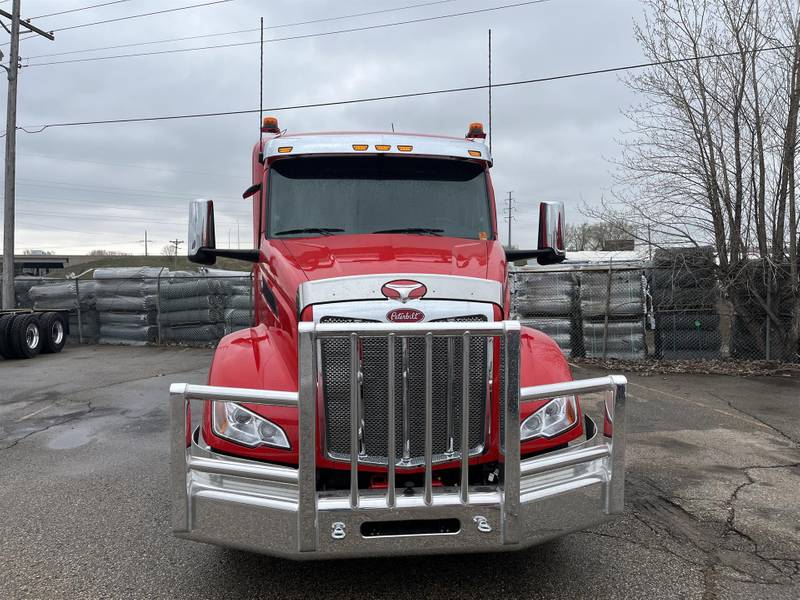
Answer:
[[212, 401, 290, 449], [520, 395, 578, 441]]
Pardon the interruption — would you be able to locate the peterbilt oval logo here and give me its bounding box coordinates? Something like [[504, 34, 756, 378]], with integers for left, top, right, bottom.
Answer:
[[381, 279, 427, 303], [386, 308, 425, 323]]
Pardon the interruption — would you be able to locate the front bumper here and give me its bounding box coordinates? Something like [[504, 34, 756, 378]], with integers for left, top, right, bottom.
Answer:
[[170, 321, 627, 559]]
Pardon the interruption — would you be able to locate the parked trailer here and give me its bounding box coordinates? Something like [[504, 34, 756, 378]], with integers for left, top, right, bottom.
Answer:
[[0, 309, 69, 359]]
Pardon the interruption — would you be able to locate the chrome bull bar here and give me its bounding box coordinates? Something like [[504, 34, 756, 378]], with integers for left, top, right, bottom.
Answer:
[[170, 320, 627, 558]]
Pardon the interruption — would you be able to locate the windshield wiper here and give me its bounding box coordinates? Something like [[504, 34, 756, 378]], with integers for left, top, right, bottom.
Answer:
[[273, 227, 344, 236], [372, 228, 444, 236]]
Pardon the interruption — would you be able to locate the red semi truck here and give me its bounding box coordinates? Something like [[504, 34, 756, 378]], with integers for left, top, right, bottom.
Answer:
[[169, 118, 627, 558]]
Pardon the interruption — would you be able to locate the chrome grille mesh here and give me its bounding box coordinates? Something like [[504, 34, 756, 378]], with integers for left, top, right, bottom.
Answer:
[[320, 315, 488, 466]]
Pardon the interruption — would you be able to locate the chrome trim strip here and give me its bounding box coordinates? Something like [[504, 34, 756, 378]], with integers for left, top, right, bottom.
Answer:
[[387, 333, 396, 508], [446, 337, 455, 454], [188, 456, 299, 484], [460, 332, 471, 504], [299, 274, 503, 311], [423, 332, 434, 506], [297, 323, 318, 552], [349, 333, 360, 510], [401, 337, 410, 461]]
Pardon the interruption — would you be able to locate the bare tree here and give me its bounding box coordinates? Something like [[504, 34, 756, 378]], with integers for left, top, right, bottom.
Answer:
[[586, 0, 800, 360], [161, 244, 177, 257]]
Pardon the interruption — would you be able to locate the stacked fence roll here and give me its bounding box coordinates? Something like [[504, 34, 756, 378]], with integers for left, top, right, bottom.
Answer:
[[578, 269, 647, 359], [650, 247, 721, 359], [510, 270, 579, 356], [94, 267, 162, 345], [27, 279, 99, 343]]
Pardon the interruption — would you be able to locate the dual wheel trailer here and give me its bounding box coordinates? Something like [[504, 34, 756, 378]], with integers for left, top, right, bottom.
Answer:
[[0, 309, 68, 360]]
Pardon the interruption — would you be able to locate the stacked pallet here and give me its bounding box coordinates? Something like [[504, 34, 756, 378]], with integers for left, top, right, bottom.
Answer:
[[578, 269, 646, 359], [510, 270, 579, 356], [650, 247, 721, 359]]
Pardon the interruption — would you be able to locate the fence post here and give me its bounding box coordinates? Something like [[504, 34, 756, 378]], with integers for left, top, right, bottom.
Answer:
[[74, 278, 84, 344], [156, 268, 165, 346], [602, 258, 613, 359], [765, 282, 771, 360]]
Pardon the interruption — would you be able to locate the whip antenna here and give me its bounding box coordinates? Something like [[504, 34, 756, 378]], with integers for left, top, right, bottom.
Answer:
[[259, 16, 264, 141]]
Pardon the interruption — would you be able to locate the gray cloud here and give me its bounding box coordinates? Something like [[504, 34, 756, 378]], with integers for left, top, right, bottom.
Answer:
[[1, 0, 643, 254]]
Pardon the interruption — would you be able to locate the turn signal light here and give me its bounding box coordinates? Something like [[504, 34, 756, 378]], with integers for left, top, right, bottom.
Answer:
[[397, 145, 413, 152], [375, 144, 391, 151], [466, 122, 486, 139], [352, 144, 369, 151], [277, 146, 293, 153], [261, 116, 280, 133], [468, 149, 481, 157]]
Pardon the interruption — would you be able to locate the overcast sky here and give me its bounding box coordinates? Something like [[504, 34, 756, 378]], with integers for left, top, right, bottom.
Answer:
[[0, 0, 644, 256]]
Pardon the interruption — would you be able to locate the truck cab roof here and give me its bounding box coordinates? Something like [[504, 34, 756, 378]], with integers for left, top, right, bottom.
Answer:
[[260, 131, 492, 166]]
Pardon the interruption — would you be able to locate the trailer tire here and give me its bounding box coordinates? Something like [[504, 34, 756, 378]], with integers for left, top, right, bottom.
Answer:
[[40, 312, 67, 354], [0, 314, 17, 358], [10, 314, 41, 359]]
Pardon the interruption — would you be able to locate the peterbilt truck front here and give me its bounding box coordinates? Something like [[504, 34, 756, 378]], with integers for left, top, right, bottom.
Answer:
[[169, 118, 627, 558]]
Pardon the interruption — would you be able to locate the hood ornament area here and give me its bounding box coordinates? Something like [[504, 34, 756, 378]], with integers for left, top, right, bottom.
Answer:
[[381, 280, 427, 304]]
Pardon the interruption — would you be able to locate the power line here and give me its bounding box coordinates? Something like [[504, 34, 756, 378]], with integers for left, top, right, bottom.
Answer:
[[29, 0, 144, 21], [23, 1, 552, 66], [4, 0, 236, 44], [23, 0, 464, 60], [19, 40, 800, 131]]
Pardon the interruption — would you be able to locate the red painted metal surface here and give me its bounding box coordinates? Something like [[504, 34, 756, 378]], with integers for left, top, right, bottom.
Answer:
[[203, 133, 580, 469]]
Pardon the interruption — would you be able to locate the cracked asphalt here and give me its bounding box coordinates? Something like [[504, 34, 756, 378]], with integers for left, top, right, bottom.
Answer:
[[1, 345, 798, 599]]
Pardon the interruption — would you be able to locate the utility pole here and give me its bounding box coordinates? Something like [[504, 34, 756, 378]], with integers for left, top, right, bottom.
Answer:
[[1, 1, 54, 309], [138, 230, 150, 256], [169, 238, 183, 270], [503, 191, 515, 248]]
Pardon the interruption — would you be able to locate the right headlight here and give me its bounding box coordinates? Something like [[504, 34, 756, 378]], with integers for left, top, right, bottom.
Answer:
[[520, 395, 578, 441], [212, 401, 290, 449]]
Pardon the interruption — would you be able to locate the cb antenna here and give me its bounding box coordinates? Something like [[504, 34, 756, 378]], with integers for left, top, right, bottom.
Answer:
[[488, 28, 492, 154], [259, 16, 264, 142]]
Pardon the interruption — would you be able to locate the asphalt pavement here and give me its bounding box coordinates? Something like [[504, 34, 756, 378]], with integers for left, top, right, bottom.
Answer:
[[1, 345, 798, 599]]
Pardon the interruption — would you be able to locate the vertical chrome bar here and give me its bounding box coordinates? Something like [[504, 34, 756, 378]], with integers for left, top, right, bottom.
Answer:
[[502, 322, 521, 545], [401, 337, 410, 460], [387, 333, 396, 508], [446, 338, 455, 454], [605, 375, 627, 515], [297, 323, 318, 552], [424, 332, 433, 506], [460, 332, 471, 504], [349, 333, 360, 510], [169, 383, 190, 533]]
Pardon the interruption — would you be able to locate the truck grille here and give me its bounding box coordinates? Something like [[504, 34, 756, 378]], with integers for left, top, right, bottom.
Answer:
[[319, 315, 489, 466]]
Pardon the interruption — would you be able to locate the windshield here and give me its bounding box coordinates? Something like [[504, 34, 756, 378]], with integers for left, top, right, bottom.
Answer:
[[267, 156, 492, 239]]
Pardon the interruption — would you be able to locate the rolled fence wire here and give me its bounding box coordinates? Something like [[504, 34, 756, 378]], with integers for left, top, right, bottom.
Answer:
[[8, 257, 795, 361]]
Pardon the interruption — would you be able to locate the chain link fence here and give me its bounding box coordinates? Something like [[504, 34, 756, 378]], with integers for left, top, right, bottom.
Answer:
[[5, 255, 797, 361]]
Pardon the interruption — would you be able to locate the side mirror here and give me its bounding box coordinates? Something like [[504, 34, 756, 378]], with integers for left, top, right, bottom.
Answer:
[[504, 200, 567, 265], [188, 199, 217, 265], [536, 200, 566, 265], [188, 199, 259, 265]]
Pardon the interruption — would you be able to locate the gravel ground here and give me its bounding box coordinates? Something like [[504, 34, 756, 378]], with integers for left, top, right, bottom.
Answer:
[[1, 345, 798, 599]]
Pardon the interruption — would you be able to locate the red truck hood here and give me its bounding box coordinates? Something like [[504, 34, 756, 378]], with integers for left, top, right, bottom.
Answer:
[[277, 234, 494, 281]]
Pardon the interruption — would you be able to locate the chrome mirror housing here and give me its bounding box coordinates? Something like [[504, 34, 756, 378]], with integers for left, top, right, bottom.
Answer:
[[536, 201, 566, 264], [188, 199, 217, 265]]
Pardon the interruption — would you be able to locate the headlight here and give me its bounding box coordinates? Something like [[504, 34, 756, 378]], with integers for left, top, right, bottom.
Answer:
[[520, 395, 578, 441], [212, 401, 290, 449]]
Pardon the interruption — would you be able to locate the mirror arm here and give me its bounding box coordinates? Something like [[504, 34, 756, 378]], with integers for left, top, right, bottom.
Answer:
[[190, 248, 260, 265], [505, 248, 567, 265]]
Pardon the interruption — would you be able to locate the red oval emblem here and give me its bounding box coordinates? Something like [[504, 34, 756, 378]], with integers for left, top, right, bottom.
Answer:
[[381, 279, 427, 303], [386, 308, 425, 323]]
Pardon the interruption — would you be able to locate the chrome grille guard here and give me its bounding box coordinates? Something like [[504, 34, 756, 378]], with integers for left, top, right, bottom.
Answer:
[[170, 320, 627, 558]]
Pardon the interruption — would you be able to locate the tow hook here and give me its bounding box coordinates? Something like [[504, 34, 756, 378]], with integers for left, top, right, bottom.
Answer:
[[473, 515, 492, 533], [331, 522, 347, 540]]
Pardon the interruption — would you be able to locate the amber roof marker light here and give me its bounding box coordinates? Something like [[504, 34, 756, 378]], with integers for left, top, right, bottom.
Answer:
[[466, 122, 486, 139], [261, 116, 280, 133]]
